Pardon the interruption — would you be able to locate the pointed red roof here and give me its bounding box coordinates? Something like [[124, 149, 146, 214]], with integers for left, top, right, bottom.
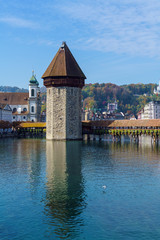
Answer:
[[42, 42, 86, 79]]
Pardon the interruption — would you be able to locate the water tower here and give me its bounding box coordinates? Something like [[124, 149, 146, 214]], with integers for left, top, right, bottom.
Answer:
[[42, 42, 86, 140]]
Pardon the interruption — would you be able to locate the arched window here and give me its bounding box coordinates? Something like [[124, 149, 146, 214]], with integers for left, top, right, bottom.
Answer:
[[31, 89, 35, 97], [13, 108, 17, 113], [31, 106, 34, 113], [23, 108, 27, 112]]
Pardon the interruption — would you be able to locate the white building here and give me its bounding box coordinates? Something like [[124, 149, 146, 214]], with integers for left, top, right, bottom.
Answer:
[[154, 81, 160, 94], [138, 101, 160, 119], [0, 72, 41, 122], [0, 104, 12, 122]]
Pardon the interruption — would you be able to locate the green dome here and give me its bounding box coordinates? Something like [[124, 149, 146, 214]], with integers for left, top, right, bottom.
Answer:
[[29, 72, 39, 85]]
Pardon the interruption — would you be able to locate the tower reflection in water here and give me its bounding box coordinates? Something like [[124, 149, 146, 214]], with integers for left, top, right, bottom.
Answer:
[[45, 141, 86, 239]]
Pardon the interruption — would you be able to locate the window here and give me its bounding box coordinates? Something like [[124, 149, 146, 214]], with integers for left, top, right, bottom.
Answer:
[[31, 89, 35, 97], [58, 89, 60, 95], [13, 108, 17, 113], [23, 116, 26, 119], [31, 106, 34, 113], [23, 108, 27, 112]]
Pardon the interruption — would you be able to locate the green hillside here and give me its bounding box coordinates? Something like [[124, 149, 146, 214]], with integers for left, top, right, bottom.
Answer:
[[82, 83, 158, 115], [1, 83, 159, 116]]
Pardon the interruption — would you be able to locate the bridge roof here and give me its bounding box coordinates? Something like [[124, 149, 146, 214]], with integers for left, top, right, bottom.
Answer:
[[82, 119, 160, 128], [15, 119, 160, 130], [16, 122, 46, 128]]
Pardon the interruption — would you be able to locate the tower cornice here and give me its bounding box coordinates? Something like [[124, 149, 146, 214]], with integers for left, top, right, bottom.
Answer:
[[43, 76, 84, 88]]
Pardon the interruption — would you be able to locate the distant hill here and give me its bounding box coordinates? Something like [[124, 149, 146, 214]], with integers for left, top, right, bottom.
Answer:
[[0, 86, 46, 93], [0, 86, 28, 93]]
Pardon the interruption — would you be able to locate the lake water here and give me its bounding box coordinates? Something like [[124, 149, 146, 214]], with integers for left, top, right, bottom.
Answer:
[[1, 137, 160, 239]]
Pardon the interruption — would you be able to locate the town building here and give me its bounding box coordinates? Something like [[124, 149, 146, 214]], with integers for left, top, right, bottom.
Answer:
[[138, 101, 160, 119], [107, 101, 118, 113], [154, 81, 160, 95], [42, 42, 86, 140], [0, 72, 41, 122], [0, 104, 12, 122]]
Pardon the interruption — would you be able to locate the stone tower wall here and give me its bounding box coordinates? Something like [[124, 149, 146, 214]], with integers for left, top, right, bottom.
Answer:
[[46, 86, 82, 140], [66, 87, 82, 139]]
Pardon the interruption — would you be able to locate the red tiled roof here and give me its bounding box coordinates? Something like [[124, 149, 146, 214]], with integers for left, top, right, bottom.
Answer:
[[0, 93, 29, 105]]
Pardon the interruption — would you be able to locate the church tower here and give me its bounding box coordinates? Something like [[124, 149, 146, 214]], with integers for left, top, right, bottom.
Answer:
[[28, 71, 41, 122], [42, 42, 86, 140]]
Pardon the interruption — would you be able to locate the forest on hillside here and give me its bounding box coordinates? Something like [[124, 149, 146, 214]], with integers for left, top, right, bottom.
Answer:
[[1, 83, 160, 116], [82, 83, 159, 115]]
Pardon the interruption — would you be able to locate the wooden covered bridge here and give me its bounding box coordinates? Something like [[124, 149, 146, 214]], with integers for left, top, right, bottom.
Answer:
[[14, 119, 160, 139], [82, 119, 160, 141], [1, 119, 160, 139]]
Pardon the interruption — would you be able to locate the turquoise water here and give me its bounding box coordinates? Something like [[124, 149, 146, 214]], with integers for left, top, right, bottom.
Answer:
[[1, 138, 160, 239]]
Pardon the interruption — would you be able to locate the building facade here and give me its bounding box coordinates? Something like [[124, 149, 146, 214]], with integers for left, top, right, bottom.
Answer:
[[42, 42, 86, 140], [0, 104, 12, 122], [138, 101, 160, 119], [28, 73, 41, 122], [154, 81, 160, 95], [107, 101, 118, 113], [0, 72, 41, 122]]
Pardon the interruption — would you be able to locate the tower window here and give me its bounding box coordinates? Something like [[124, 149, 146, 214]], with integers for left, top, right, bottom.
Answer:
[[31, 89, 35, 97], [31, 106, 34, 113]]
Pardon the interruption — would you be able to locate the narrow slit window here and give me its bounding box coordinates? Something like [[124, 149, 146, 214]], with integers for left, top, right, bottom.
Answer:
[[31, 106, 34, 113], [31, 89, 35, 97]]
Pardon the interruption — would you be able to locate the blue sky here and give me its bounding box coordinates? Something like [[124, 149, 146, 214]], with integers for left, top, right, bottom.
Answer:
[[1, 0, 160, 88]]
